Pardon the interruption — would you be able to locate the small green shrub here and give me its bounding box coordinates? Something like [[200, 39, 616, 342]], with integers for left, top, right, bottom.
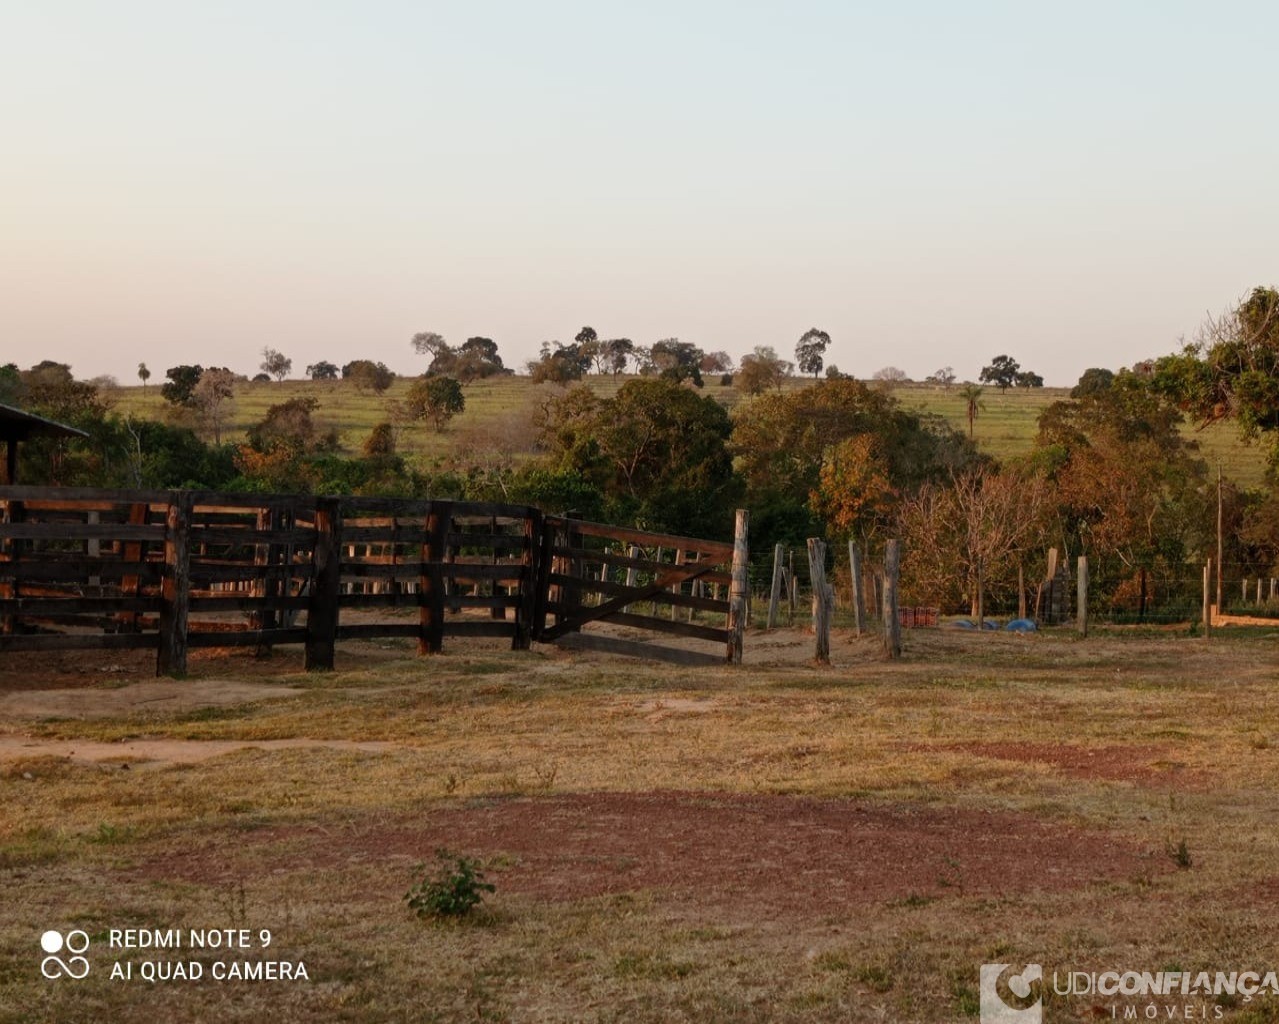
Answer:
[[405, 849, 495, 919]]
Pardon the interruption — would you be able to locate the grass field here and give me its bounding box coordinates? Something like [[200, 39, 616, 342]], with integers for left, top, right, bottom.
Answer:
[[108, 375, 1273, 490], [2, 625, 1278, 1022]]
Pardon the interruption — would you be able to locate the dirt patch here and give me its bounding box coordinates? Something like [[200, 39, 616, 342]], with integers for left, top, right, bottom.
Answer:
[[0, 736, 397, 768], [133, 791, 1165, 916], [920, 741, 1204, 787], [0, 679, 304, 720]]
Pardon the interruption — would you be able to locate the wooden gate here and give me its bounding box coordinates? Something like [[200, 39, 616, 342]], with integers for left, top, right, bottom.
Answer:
[[533, 514, 746, 666]]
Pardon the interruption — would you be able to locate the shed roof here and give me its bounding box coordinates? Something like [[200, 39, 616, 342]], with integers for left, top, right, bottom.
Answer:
[[0, 402, 90, 442]]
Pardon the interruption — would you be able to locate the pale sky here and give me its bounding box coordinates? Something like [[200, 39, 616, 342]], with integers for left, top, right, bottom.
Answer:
[[3, 1, 1277, 386]]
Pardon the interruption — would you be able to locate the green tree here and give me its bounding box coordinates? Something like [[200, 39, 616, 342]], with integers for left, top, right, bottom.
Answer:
[[1072, 367, 1114, 397], [137, 362, 151, 390], [959, 384, 984, 439], [1151, 286, 1279, 459], [650, 339, 704, 386], [161, 364, 204, 406], [535, 377, 737, 534], [260, 347, 292, 381], [455, 337, 507, 381], [0, 363, 21, 403], [341, 360, 394, 393], [732, 377, 979, 549], [1033, 374, 1209, 616], [191, 368, 236, 445], [528, 342, 590, 383], [736, 346, 792, 395], [306, 360, 339, 380], [979, 355, 1021, 392], [601, 338, 634, 375], [795, 327, 831, 378], [406, 375, 465, 430]]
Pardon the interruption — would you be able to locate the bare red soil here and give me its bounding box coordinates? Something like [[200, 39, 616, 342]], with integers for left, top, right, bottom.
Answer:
[[134, 792, 1165, 917]]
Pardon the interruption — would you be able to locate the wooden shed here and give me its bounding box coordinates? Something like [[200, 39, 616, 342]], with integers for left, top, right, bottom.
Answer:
[[0, 402, 89, 484]]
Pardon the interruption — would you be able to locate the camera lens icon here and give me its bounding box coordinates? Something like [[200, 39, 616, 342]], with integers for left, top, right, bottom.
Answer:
[[40, 929, 90, 979]]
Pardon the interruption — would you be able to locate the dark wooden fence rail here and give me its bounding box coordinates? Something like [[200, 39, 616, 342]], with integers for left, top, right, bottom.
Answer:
[[0, 487, 543, 674], [0, 487, 744, 674]]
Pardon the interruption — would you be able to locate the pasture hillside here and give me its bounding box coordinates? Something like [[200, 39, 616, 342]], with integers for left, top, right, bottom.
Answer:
[[109, 375, 1272, 488]]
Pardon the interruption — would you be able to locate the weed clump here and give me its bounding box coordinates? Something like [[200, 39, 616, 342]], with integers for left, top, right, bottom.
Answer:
[[405, 849, 495, 919]]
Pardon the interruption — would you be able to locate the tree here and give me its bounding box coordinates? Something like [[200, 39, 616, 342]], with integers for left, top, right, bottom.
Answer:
[[872, 366, 908, 383], [808, 434, 896, 542], [1033, 374, 1209, 615], [137, 362, 151, 390], [411, 331, 449, 359], [1072, 368, 1115, 398], [899, 467, 1052, 615], [342, 360, 394, 393], [306, 361, 340, 380], [731, 377, 979, 550], [700, 351, 733, 374], [0, 363, 21, 404], [528, 342, 591, 384], [534, 377, 737, 534], [1015, 370, 1044, 388], [405, 375, 465, 430], [161, 365, 205, 406], [737, 346, 792, 395], [260, 348, 292, 381], [362, 422, 397, 457], [244, 396, 333, 453], [191, 368, 236, 445], [454, 337, 507, 382], [795, 328, 831, 379], [926, 367, 956, 385], [1151, 286, 1279, 457], [959, 384, 985, 439], [601, 338, 634, 375], [649, 339, 705, 386], [979, 355, 1021, 392], [237, 396, 338, 492]]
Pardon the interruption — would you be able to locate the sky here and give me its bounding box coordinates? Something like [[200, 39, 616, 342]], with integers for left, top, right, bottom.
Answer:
[[3, 1, 1278, 386]]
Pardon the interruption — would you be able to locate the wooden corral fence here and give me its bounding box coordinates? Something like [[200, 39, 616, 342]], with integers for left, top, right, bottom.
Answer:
[[0, 487, 747, 674]]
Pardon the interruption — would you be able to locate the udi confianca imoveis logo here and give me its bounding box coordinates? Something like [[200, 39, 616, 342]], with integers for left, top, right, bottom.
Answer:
[[981, 964, 1043, 1023], [40, 930, 90, 980], [981, 963, 1279, 1021]]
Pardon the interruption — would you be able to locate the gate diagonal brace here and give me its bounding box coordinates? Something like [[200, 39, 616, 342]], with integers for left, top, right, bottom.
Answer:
[[539, 563, 717, 642]]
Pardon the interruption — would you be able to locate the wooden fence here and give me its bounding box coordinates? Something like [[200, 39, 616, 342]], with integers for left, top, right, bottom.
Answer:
[[0, 487, 746, 674]]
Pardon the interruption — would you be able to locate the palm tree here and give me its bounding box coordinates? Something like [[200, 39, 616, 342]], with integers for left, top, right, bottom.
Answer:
[[137, 362, 151, 391], [959, 384, 985, 440]]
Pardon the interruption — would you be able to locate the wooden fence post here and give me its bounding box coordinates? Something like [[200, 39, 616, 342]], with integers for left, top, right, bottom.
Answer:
[[156, 491, 192, 677], [1077, 555, 1089, 637], [807, 538, 830, 664], [0, 498, 23, 635], [849, 541, 863, 637], [513, 508, 541, 650], [726, 509, 749, 665], [787, 549, 797, 624], [883, 539, 901, 659], [305, 496, 342, 670], [1202, 560, 1211, 639], [1017, 563, 1026, 620], [767, 543, 784, 629], [419, 500, 451, 655]]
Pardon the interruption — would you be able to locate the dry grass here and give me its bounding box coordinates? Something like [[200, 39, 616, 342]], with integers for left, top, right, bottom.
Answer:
[[2, 628, 1278, 1022]]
